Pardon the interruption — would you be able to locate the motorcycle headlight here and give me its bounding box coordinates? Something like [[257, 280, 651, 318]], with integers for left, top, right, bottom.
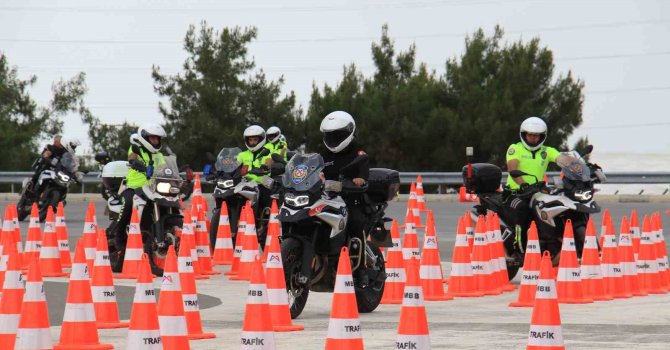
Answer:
[[573, 190, 593, 202], [217, 179, 234, 189], [57, 171, 70, 182], [156, 182, 172, 194], [285, 194, 310, 207]]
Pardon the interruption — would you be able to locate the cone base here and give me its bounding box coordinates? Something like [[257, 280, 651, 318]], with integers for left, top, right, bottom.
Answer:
[[96, 321, 130, 329], [632, 291, 648, 297], [61, 263, 72, 268], [380, 298, 403, 304], [212, 259, 232, 266], [228, 275, 249, 281], [187, 332, 217, 340], [42, 271, 70, 277], [54, 343, 114, 350], [508, 301, 533, 307], [447, 291, 485, 297], [501, 284, 516, 292], [113, 273, 139, 280], [590, 295, 614, 301], [273, 324, 305, 332], [557, 298, 593, 304], [483, 288, 503, 296], [223, 270, 237, 276], [424, 295, 454, 301], [644, 288, 668, 294], [195, 274, 211, 280], [201, 269, 222, 275]]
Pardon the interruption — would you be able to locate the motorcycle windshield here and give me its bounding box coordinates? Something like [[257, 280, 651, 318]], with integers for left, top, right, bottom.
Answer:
[[556, 151, 590, 182], [215, 147, 242, 172], [60, 152, 79, 173], [282, 153, 324, 191], [152, 155, 182, 182]]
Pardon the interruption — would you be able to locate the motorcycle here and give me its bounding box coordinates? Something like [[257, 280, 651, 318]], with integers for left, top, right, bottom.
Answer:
[[106, 154, 184, 276], [206, 148, 285, 250], [278, 152, 397, 319], [18, 152, 80, 222], [464, 145, 606, 280]]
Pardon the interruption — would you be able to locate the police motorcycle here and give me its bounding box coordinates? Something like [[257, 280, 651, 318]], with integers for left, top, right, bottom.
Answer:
[[18, 152, 81, 222], [464, 145, 605, 280], [106, 153, 184, 276], [205, 147, 285, 250], [278, 153, 398, 319]]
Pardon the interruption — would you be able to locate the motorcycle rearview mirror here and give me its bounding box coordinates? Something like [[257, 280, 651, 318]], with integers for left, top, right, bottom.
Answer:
[[509, 169, 528, 178], [205, 152, 216, 162], [583, 144, 594, 156], [270, 162, 285, 177]]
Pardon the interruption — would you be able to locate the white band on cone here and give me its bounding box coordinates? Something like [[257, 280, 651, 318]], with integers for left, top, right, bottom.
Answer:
[[127, 330, 162, 349], [63, 303, 96, 322], [327, 318, 362, 339], [158, 315, 187, 336], [527, 325, 564, 347]]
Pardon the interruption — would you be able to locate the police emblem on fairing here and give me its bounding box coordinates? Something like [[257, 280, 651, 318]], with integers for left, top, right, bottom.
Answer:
[[292, 164, 308, 184]]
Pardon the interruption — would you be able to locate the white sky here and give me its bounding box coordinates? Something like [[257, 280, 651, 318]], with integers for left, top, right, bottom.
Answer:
[[1, 0, 669, 155]]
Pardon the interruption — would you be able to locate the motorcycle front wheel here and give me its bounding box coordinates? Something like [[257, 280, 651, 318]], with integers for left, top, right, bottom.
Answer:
[[281, 237, 309, 319]]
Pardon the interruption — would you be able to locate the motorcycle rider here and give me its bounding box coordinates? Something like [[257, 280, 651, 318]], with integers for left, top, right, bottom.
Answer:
[[505, 116, 561, 258], [238, 125, 272, 233], [264, 126, 288, 160], [28, 136, 83, 192], [109, 123, 167, 261], [319, 111, 369, 246]]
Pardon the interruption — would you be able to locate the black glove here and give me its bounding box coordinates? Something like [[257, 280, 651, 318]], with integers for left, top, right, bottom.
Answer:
[[129, 159, 147, 173], [205, 173, 216, 182], [519, 182, 530, 191]]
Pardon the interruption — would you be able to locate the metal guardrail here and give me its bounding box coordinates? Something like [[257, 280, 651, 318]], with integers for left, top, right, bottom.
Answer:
[[1, 171, 669, 193]]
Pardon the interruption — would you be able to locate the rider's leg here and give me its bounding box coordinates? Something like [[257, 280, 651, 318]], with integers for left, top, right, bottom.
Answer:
[[111, 188, 135, 251]]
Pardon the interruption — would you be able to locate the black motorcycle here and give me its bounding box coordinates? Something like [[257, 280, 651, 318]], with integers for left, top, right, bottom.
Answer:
[[278, 153, 397, 318], [464, 145, 605, 279], [18, 152, 80, 222], [206, 148, 285, 250]]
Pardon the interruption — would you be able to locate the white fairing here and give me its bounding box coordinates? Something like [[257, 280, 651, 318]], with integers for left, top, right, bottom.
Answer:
[[530, 192, 578, 227], [38, 170, 56, 186], [233, 180, 259, 204], [280, 196, 348, 239]]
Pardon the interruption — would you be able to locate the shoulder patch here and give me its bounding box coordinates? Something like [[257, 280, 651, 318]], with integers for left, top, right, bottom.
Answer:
[[357, 150, 367, 156], [507, 147, 515, 155]]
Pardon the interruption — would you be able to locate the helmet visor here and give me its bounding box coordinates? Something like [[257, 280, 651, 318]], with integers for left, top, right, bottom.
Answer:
[[521, 132, 546, 147], [267, 132, 280, 141], [323, 129, 351, 149]]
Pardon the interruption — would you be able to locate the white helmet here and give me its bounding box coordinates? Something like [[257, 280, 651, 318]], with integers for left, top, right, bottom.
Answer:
[[137, 123, 167, 154], [61, 137, 81, 154], [519, 117, 547, 151], [266, 126, 281, 144], [243, 125, 266, 152], [320, 111, 356, 153], [129, 133, 142, 147]]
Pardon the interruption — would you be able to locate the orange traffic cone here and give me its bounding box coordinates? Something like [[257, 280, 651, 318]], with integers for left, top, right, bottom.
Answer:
[[618, 216, 645, 297], [416, 175, 427, 212], [127, 254, 162, 349], [177, 236, 216, 340], [212, 202, 235, 265], [225, 204, 247, 277], [1, 206, 15, 248], [652, 213, 670, 289], [231, 206, 260, 281], [526, 251, 565, 350], [599, 209, 611, 249], [55, 202, 72, 268], [15, 260, 52, 350], [158, 246, 190, 350], [82, 203, 98, 273], [485, 214, 504, 292], [602, 219, 632, 298], [381, 220, 407, 304], [396, 258, 431, 350], [463, 212, 474, 252], [195, 207, 219, 275], [0, 233, 10, 294], [39, 207, 68, 277], [265, 233, 304, 331], [407, 182, 424, 229], [11, 204, 24, 253], [325, 247, 364, 350], [471, 215, 500, 295], [630, 210, 641, 260], [22, 203, 42, 270], [263, 200, 281, 261], [54, 240, 113, 350], [446, 216, 483, 297], [458, 186, 470, 203], [192, 173, 204, 209], [241, 256, 276, 349], [181, 209, 207, 280], [92, 229, 129, 328], [492, 213, 515, 291], [580, 219, 612, 301], [510, 222, 542, 307], [420, 214, 452, 301], [637, 215, 666, 294], [401, 210, 420, 261], [556, 220, 591, 304], [0, 245, 23, 349], [114, 208, 144, 279]]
